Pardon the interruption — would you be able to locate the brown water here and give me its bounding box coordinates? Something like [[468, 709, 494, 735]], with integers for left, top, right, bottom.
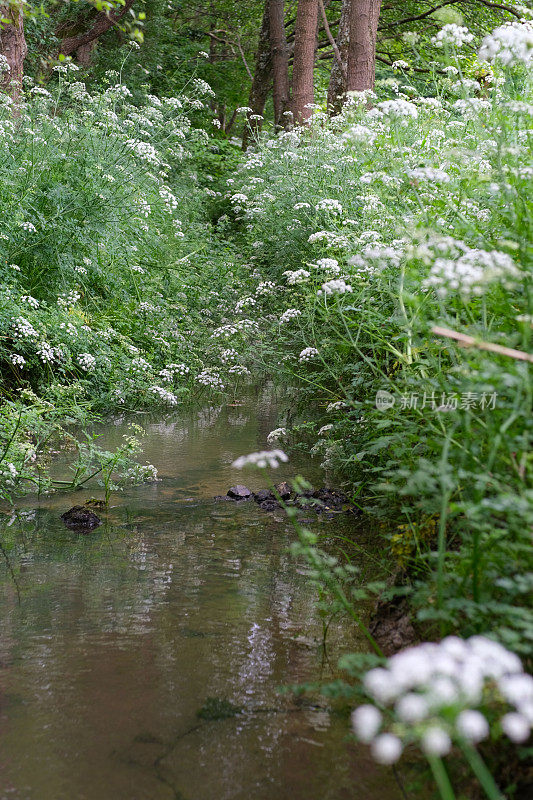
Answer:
[[0, 390, 402, 800]]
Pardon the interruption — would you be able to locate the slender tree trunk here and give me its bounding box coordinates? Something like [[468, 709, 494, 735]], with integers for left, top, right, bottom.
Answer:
[[327, 0, 350, 113], [269, 0, 289, 128], [291, 0, 319, 124], [59, 0, 135, 58], [0, 3, 27, 105], [242, 0, 272, 149], [346, 0, 381, 93]]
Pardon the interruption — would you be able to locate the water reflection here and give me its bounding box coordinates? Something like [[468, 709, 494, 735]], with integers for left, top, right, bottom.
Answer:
[[0, 391, 402, 799]]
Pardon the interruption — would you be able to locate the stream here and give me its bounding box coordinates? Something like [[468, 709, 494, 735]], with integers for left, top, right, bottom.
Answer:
[[0, 389, 403, 800]]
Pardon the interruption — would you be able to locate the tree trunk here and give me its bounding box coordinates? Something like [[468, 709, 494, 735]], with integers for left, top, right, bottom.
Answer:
[[269, 0, 289, 128], [327, 0, 350, 113], [60, 0, 135, 58], [0, 3, 27, 105], [242, 0, 272, 150], [346, 0, 382, 93], [75, 40, 97, 66], [291, 0, 319, 124]]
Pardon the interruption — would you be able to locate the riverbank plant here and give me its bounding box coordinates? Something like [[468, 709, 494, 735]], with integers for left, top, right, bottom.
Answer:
[[0, 66, 252, 499], [224, 25, 533, 659]]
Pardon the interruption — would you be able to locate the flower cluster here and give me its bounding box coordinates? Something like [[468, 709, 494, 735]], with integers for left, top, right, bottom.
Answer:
[[279, 308, 302, 323], [479, 21, 533, 66], [423, 248, 519, 297], [232, 449, 289, 469], [266, 428, 287, 444], [318, 279, 353, 296], [148, 386, 179, 406], [352, 636, 532, 764], [431, 24, 474, 49], [299, 347, 319, 362]]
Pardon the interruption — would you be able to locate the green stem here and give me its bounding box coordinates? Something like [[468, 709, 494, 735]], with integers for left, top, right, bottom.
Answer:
[[461, 743, 505, 800], [427, 755, 456, 800]]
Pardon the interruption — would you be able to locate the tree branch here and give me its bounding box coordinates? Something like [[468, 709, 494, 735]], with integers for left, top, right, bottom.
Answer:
[[318, 0, 344, 76], [59, 0, 135, 57]]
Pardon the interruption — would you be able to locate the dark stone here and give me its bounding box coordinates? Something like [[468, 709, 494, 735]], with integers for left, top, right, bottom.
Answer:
[[61, 505, 101, 531], [312, 488, 348, 510], [253, 489, 274, 503], [227, 485, 253, 500], [214, 495, 232, 502], [275, 481, 292, 500], [259, 500, 280, 512]]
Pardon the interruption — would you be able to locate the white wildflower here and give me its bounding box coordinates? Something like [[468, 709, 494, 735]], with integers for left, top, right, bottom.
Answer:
[[149, 386, 179, 406], [479, 21, 533, 66], [500, 713, 531, 743], [78, 353, 96, 372], [371, 734, 403, 764], [318, 279, 353, 296], [299, 347, 319, 362], [232, 450, 289, 469], [316, 198, 343, 215], [456, 710, 489, 743], [279, 308, 302, 323], [422, 727, 452, 756], [266, 428, 287, 444], [432, 24, 474, 49], [351, 706, 382, 743]]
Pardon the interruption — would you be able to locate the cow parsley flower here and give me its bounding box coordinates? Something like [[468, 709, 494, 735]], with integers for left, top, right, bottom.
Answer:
[[280, 308, 302, 323], [432, 24, 474, 48], [266, 428, 287, 444], [149, 386, 179, 406], [316, 198, 343, 215], [299, 347, 319, 362], [479, 21, 533, 66], [351, 706, 382, 743], [422, 727, 452, 756], [352, 636, 532, 766], [371, 734, 403, 764], [423, 248, 520, 297], [232, 449, 288, 469], [20, 295, 39, 309], [9, 354, 26, 368], [318, 279, 353, 296], [78, 353, 96, 372]]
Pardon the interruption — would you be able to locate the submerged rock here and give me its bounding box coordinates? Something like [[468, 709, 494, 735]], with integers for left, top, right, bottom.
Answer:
[[227, 485, 253, 500], [60, 505, 101, 531]]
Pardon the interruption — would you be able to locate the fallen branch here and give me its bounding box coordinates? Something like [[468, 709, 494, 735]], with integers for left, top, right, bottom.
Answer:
[[432, 326, 533, 363]]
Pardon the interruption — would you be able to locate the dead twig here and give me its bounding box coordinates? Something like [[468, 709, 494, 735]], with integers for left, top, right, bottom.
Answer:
[[432, 326, 533, 364]]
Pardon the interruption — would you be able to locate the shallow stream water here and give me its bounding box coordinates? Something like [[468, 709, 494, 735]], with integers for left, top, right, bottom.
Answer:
[[0, 390, 403, 800]]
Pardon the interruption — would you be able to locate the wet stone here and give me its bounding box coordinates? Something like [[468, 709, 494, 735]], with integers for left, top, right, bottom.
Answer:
[[60, 505, 101, 531], [227, 485, 253, 500], [275, 481, 292, 499], [259, 500, 280, 512], [253, 489, 274, 503]]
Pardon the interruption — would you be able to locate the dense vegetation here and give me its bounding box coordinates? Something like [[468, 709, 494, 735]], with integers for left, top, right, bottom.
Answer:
[[0, 1, 531, 798]]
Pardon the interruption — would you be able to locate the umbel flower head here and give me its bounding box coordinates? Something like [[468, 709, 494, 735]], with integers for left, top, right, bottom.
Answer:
[[352, 636, 532, 764], [232, 450, 288, 469]]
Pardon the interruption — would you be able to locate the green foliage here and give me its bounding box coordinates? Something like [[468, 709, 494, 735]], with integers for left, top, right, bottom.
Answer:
[[224, 47, 533, 656]]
